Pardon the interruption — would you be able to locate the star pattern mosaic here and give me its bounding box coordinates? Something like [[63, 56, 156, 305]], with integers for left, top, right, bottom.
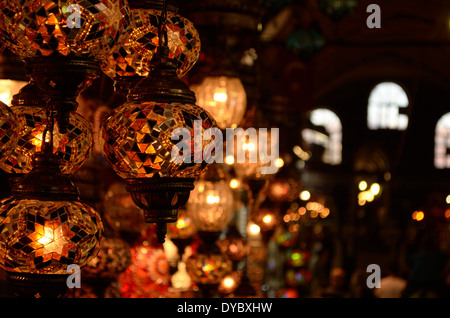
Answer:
[[0, 198, 103, 274], [0, 0, 132, 60], [101, 101, 219, 179], [0, 107, 93, 175], [0, 101, 18, 165], [102, 8, 201, 78]]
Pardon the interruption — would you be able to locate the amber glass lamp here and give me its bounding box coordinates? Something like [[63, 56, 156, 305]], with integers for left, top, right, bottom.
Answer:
[[0, 0, 132, 133], [267, 177, 302, 203], [166, 207, 196, 270], [184, 164, 234, 297], [118, 227, 171, 297], [102, 0, 201, 96], [0, 81, 93, 176], [190, 75, 247, 130], [0, 128, 103, 297], [101, 41, 219, 243], [186, 164, 235, 234], [0, 0, 131, 60]]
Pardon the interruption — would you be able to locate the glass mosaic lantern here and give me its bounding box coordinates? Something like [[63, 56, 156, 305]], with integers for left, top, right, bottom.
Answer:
[[166, 207, 197, 269], [217, 225, 250, 263], [0, 0, 131, 60], [185, 251, 232, 297], [0, 81, 93, 175], [118, 227, 171, 298], [0, 148, 103, 297], [0, 0, 132, 134], [83, 237, 132, 281], [100, 47, 219, 243], [0, 100, 18, 165], [102, 4, 201, 81], [232, 128, 275, 181], [0, 199, 102, 274]]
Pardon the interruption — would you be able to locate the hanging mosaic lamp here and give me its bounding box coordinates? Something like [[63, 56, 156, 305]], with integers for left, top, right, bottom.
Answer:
[[0, 0, 132, 133], [0, 81, 93, 176], [0, 121, 103, 297], [0, 0, 132, 60], [117, 226, 171, 297], [80, 236, 132, 295], [100, 1, 219, 243], [102, 0, 201, 97]]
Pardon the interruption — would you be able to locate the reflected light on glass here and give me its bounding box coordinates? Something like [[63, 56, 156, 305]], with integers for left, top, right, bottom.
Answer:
[[0, 79, 27, 105]]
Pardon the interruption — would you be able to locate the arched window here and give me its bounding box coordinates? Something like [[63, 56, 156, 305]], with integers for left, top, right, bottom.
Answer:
[[367, 82, 409, 130], [434, 112, 450, 169], [302, 108, 342, 165]]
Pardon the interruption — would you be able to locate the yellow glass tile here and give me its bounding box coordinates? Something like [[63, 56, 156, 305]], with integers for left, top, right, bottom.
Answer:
[[145, 144, 156, 154], [140, 122, 151, 134]]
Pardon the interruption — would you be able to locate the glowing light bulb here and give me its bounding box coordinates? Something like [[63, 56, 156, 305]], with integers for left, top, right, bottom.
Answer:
[[206, 194, 220, 204], [249, 223, 260, 235], [370, 183, 381, 195], [229, 178, 240, 189], [243, 142, 256, 151], [299, 190, 311, 201], [223, 276, 236, 288], [225, 155, 235, 165], [37, 228, 53, 245], [213, 91, 228, 102], [262, 214, 273, 224], [412, 210, 425, 221], [274, 157, 284, 168], [359, 181, 368, 191], [176, 219, 186, 229]]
